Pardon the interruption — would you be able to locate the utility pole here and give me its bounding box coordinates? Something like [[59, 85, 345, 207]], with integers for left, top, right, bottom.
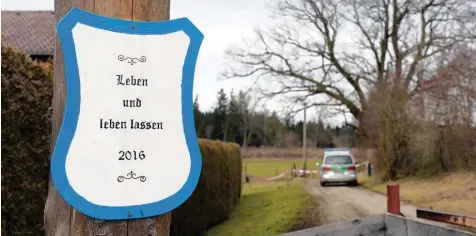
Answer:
[[44, 0, 171, 235], [241, 102, 248, 148], [302, 102, 308, 175], [263, 106, 268, 147], [315, 118, 320, 148], [314, 106, 323, 148]]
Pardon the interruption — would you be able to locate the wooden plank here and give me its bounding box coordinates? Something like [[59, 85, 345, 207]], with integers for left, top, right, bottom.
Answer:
[[132, 0, 170, 21], [70, 212, 87, 236], [126, 2, 172, 235], [44, 0, 73, 235], [45, 0, 172, 235], [68, 1, 100, 233], [72, 1, 132, 235], [94, 0, 134, 20], [127, 217, 172, 236]]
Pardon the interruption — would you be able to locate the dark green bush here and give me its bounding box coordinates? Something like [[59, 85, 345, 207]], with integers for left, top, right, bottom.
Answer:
[[171, 139, 242, 236], [1, 44, 53, 235]]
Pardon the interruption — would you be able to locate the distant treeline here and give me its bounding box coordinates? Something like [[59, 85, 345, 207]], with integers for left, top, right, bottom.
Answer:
[[193, 89, 359, 148]]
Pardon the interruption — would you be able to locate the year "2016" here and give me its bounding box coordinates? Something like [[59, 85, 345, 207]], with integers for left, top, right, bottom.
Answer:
[[118, 150, 145, 160]]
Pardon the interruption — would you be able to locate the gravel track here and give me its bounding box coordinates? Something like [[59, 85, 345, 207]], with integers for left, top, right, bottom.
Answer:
[[303, 179, 473, 233]]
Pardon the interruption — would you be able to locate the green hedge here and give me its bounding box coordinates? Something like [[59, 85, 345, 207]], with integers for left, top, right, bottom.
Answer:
[[1, 44, 53, 235], [1, 42, 242, 236], [171, 139, 242, 236]]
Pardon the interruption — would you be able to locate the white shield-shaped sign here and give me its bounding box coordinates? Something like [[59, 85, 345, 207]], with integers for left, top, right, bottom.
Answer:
[[51, 8, 203, 220]]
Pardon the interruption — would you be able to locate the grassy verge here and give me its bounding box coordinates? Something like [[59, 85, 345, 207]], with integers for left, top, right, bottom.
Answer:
[[359, 171, 476, 216], [206, 179, 315, 236], [244, 158, 320, 177]]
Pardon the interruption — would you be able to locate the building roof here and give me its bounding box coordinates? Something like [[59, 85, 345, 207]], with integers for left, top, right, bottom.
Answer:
[[1, 11, 55, 56]]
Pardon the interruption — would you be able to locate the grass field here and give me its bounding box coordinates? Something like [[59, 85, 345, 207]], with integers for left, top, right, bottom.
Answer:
[[242, 148, 372, 160], [243, 156, 368, 178], [359, 172, 476, 216], [244, 158, 320, 177], [206, 179, 314, 236]]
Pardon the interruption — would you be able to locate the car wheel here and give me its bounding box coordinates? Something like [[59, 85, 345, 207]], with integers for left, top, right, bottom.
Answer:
[[349, 180, 358, 187], [320, 181, 326, 187]]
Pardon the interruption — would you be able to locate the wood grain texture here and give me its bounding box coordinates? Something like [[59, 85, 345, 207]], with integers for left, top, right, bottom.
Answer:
[[132, 0, 170, 21], [45, 0, 172, 235], [127, 2, 172, 235], [94, 0, 134, 20], [44, 1, 73, 235]]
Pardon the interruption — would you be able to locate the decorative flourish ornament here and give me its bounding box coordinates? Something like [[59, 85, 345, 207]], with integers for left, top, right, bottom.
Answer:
[[117, 171, 147, 182], [117, 55, 147, 65]]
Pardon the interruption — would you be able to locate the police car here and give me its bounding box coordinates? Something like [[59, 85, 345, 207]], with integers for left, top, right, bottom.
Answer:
[[316, 148, 358, 187]]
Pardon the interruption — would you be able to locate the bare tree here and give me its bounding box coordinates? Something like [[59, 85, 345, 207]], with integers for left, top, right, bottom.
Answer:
[[408, 45, 476, 173], [238, 91, 261, 148], [420, 45, 476, 126], [312, 106, 328, 147], [223, 0, 476, 135]]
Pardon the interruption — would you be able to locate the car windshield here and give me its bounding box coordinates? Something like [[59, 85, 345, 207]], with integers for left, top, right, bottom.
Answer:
[[324, 155, 353, 165]]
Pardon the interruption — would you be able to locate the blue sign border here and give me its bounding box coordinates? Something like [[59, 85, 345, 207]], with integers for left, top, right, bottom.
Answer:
[[52, 7, 203, 220]]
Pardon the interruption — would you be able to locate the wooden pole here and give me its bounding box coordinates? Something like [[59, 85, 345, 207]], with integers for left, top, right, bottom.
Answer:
[[44, 0, 171, 235], [263, 105, 267, 146], [302, 102, 308, 176]]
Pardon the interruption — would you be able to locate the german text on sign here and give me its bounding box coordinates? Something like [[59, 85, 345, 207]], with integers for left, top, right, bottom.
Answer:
[[51, 8, 203, 220]]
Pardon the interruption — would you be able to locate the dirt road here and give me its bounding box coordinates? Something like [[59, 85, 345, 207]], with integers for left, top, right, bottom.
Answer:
[[304, 179, 474, 233]]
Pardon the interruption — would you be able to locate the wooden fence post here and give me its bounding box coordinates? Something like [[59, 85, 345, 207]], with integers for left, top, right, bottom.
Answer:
[[44, 0, 171, 235]]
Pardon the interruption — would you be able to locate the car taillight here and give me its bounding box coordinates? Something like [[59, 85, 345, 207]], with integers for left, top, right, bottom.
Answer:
[[322, 166, 331, 171], [347, 165, 356, 171]]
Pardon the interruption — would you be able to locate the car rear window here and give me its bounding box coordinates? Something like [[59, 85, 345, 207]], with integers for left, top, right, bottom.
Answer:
[[324, 155, 353, 165]]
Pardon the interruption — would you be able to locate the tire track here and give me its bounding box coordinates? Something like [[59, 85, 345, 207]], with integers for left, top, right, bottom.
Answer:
[[304, 180, 367, 224]]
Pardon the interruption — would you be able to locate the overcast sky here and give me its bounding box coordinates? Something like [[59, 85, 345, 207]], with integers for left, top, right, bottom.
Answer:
[[1, 0, 348, 124]]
